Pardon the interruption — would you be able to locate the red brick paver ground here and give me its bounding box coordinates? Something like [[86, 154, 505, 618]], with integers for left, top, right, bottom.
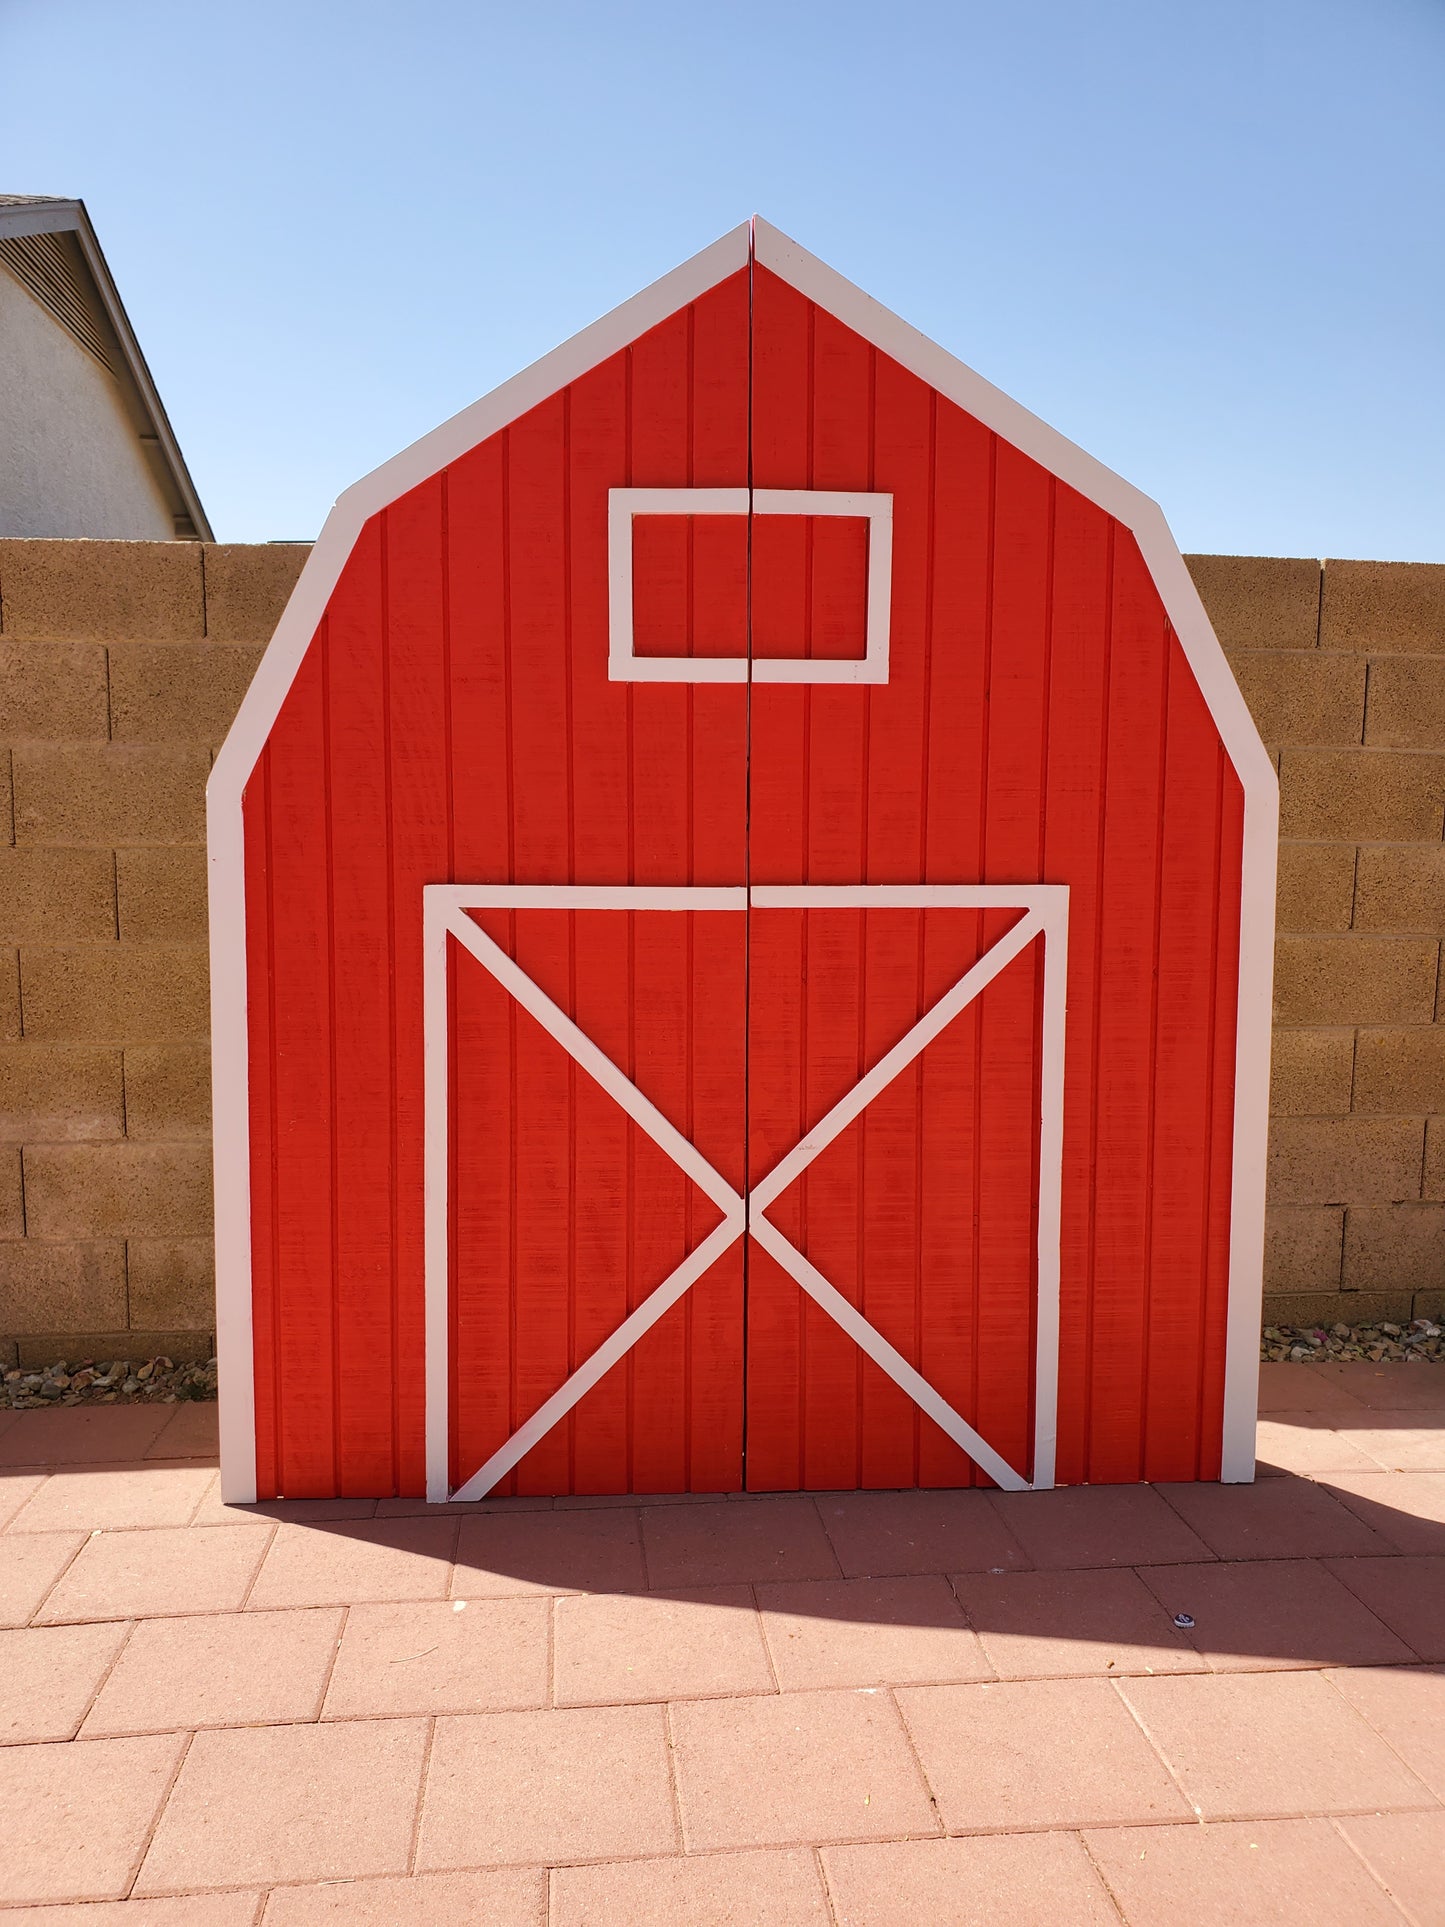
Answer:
[[0, 1368, 1443, 1920]]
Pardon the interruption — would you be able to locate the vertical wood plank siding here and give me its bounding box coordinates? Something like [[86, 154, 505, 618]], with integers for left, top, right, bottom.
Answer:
[[241, 257, 1243, 1496]]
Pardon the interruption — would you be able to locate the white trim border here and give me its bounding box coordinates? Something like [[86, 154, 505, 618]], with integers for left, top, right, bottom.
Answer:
[[425, 883, 1066, 1501], [210, 215, 1275, 1502], [607, 486, 894, 683]]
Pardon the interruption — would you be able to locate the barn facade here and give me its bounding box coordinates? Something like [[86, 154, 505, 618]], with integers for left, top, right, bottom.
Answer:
[[209, 220, 1277, 1504]]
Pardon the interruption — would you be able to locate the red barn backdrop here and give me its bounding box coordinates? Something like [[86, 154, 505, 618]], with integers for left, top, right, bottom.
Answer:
[[209, 220, 1277, 1504]]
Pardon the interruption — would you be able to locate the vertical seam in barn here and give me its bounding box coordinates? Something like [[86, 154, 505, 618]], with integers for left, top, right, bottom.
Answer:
[[742, 240, 754, 1491], [1031, 477, 1058, 1481], [1083, 521, 1117, 1482], [683, 300, 695, 1491], [320, 615, 341, 1492], [499, 436, 519, 1485], [263, 750, 284, 1495], [379, 513, 402, 1494], [1137, 606, 1173, 1480], [1194, 735, 1228, 1478], [971, 433, 998, 1484], [561, 389, 578, 1492], [623, 348, 636, 1493]]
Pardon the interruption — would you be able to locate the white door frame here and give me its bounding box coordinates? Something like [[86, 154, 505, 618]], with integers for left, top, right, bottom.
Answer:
[[423, 882, 1068, 1502]]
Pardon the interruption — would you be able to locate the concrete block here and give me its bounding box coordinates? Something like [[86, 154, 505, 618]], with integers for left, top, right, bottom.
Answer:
[[22, 1140, 213, 1238], [12, 742, 208, 845], [116, 846, 208, 943], [1230, 651, 1365, 749], [1267, 1115, 1424, 1205], [1343, 1203, 1445, 1292], [0, 640, 108, 739], [2, 1240, 126, 1333], [1263, 1205, 1344, 1291], [1428, 1118, 1444, 1200], [1278, 749, 1445, 840], [1, 1144, 21, 1236], [1275, 842, 1356, 933], [1352, 1026, 1445, 1116], [1, 949, 17, 1042], [1269, 1029, 1354, 1117], [1353, 845, 1445, 936], [0, 1046, 123, 1142], [123, 1044, 210, 1139], [0, 539, 203, 640], [203, 542, 310, 642], [1183, 555, 1320, 651], [1263, 1290, 1415, 1327], [14, 1331, 214, 1366], [19, 945, 208, 1043], [0, 847, 117, 944], [1273, 936, 1438, 1026], [1320, 559, 1445, 654], [108, 641, 263, 744], [1365, 655, 1445, 750], [127, 1237, 214, 1330]]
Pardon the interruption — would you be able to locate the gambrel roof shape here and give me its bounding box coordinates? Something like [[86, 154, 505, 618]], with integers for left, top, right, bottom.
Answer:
[[210, 219, 1277, 1502]]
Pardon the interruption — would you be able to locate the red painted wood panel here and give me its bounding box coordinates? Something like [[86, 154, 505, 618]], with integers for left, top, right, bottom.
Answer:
[[745, 262, 1243, 1490], [745, 907, 1040, 1489], [259, 644, 336, 1496], [453, 909, 743, 1496], [242, 247, 1246, 1498], [324, 522, 397, 1495], [243, 270, 750, 1497], [632, 515, 747, 659]]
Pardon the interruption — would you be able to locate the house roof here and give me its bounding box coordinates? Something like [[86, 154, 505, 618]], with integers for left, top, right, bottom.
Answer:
[[0, 195, 212, 540]]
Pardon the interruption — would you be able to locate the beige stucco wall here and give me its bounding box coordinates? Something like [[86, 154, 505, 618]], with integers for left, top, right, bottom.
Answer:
[[0, 268, 178, 541], [0, 541, 1441, 1364]]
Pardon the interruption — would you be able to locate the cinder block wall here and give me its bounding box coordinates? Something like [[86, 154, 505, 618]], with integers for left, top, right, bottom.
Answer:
[[1189, 556, 1445, 1331], [0, 542, 1441, 1364], [0, 541, 308, 1364]]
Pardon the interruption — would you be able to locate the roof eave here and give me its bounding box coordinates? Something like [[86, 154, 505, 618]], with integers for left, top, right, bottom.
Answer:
[[0, 196, 214, 541]]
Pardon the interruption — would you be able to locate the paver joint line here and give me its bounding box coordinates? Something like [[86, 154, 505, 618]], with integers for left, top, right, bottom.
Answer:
[[3, 1384, 1444, 1908]]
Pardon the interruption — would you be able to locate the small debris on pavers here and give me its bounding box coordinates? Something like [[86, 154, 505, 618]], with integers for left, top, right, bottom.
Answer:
[[1, 1356, 218, 1409], [1261, 1320, 1443, 1364]]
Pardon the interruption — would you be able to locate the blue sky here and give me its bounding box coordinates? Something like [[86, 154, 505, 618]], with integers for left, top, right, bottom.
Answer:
[[3, 0, 1441, 556]]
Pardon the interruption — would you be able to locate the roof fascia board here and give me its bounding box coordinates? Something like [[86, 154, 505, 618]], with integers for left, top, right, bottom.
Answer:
[[67, 207, 214, 539], [0, 197, 82, 239], [0, 196, 213, 538]]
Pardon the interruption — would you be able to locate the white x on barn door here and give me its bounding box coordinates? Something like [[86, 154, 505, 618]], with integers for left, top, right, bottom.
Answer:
[[423, 882, 1067, 1502]]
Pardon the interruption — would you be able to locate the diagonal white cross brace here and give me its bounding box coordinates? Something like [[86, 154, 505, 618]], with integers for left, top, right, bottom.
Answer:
[[424, 885, 1067, 1503]]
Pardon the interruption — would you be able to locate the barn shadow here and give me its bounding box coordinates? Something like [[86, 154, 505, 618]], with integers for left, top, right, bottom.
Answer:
[[224, 1434, 1445, 1676], [6, 1382, 1441, 1674]]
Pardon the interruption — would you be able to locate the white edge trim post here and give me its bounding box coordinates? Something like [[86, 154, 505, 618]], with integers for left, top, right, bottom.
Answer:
[[753, 219, 1276, 1484], [428, 885, 1063, 1499]]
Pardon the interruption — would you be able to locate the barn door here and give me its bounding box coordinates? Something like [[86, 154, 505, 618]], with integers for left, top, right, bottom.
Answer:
[[743, 893, 1063, 1492], [433, 893, 748, 1500]]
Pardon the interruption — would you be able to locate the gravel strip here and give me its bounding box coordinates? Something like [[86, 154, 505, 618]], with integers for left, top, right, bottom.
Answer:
[[1262, 1319, 1443, 1364], [1, 1355, 218, 1409], [3, 1323, 1438, 1412]]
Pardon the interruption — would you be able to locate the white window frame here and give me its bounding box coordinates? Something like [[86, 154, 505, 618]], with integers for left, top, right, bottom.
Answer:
[[607, 486, 894, 684]]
